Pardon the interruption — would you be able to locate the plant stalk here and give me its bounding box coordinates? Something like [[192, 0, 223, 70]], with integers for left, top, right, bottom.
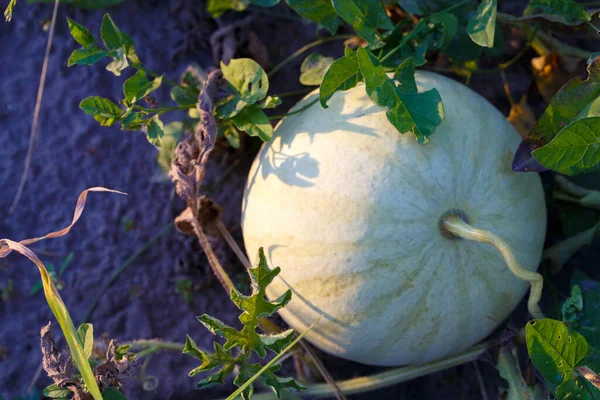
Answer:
[[442, 215, 544, 319], [246, 342, 490, 399], [268, 35, 355, 78]]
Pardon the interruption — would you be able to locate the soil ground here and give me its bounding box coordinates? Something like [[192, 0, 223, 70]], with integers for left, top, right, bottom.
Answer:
[[1, 1, 599, 399]]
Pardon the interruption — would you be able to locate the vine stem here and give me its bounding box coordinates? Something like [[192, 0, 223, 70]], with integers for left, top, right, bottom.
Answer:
[[442, 215, 544, 320], [189, 217, 235, 293], [269, 98, 319, 120], [247, 342, 490, 399], [380, 0, 472, 64], [268, 35, 355, 78]]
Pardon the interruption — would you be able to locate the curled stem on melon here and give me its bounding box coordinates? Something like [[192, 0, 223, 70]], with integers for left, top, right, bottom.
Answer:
[[442, 215, 544, 320]]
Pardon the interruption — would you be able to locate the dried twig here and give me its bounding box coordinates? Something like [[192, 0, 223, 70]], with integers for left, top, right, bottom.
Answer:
[[9, 0, 60, 214]]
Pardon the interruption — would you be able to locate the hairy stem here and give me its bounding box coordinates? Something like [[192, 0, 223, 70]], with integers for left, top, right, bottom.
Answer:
[[189, 217, 235, 293], [268, 35, 355, 78], [442, 215, 544, 319]]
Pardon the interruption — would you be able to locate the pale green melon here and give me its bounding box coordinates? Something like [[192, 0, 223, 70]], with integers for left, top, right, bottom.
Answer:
[[241, 71, 546, 366]]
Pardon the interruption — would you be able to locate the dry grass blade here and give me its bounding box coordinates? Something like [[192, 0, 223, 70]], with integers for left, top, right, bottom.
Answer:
[[1, 187, 126, 258], [9, 0, 60, 215], [0, 187, 125, 400]]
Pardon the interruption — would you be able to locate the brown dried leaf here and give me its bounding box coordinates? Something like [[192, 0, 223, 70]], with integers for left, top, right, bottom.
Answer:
[[40, 322, 74, 387], [508, 95, 537, 139]]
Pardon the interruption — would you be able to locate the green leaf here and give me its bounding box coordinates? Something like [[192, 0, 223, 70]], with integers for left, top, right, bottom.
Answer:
[[356, 47, 443, 144], [186, 248, 299, 397], [121, 32, 140, 67], [67, 46, 108, 67], [571, 271, 600, 349], [221, 58, 268, 103], [80, 96, 123, 127], [77, 323, 94, 360], [123, 70, 162, 104], [250, 0, 279, 6], [147, 116, 164, 147], [4, 0, 17, 22], [43, 384, 71, 398], [207, 0, 250, 18], [237, 362, 305, 399], [100, 13, 124, 51], [170, 86, 198, 106], [331, 0, 393, 48], [397, 0, 458, 15], [532, 117, 600, 176], [496, 345, 544, 400], [121, 112, 147, 131], [556, 376, 594, 400], [101, 388, 128, 400], [528, 56, 600, 147], [299, 53, 334, 86], [529, 0, 592, 25], [184, 338, 236, 388], [157, 121, 183, 173], [219, 58, 269, 118], [285, 0, 340, 34], [563, 285, 583, 326], [467, 0, 497, 48], [218, 121, 241, 148], [429, 12, 459, 49], [259, 95, 281, 109], [393, 58, 418, 94], [66, 18, 96, 47], [319, 47, 363, 108], [231, 105, 273, 142], [526, 319, 589, 385]]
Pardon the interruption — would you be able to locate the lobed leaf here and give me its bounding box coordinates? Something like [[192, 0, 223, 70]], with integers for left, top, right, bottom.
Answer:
[[526, 318, 589, 385], [331, 0, 392, 48], [319, 47, 363, 108], [285, 0, 340, 34], [467, 0, 497, 48]]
